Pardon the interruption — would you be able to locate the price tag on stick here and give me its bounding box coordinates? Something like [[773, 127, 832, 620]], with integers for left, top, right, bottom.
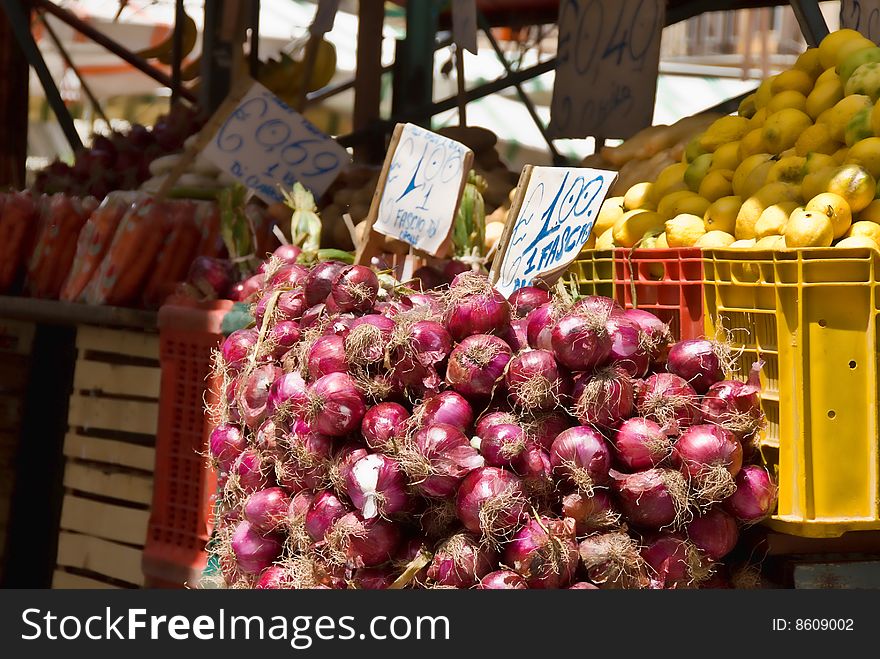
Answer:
[[311, 0, 341, 37], [550, 0, 665, 140], [490, 165, 618, 298], [202, 79, 350, 204], [841, 1, 880, 41]]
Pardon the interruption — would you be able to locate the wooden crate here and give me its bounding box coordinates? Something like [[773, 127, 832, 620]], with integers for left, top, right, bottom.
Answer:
[[53, 326, 159, 589], [0, 320, 34, 581]]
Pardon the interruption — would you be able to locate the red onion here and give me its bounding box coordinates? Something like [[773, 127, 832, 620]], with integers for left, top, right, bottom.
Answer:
[[477, 423, 528, 468], [562, 491, 619, 535], [208, 423, 246, 472], [305, 491, 351, 541], [289, 490, 315, 524], [352, 567, 396, 590], [578, 532, 649, 589], [300, 303, 328, 329], [406, 292, 443, 313], [443, 259, 472, 282], [240, 364, 281, 429], [574, 295, 623, 317], [187, 256, 234, 299], [687, 507, 739, 560], [475, 411, 522, 438], [642, 534, 710, 588], [412, 265, 446, 291], [326, 512, 401, 568], [446, 271, 511, 341], [255, 565, 293, 589], [551, 310, 613, 372], [306, 372, 366, 436], [327, 313, 357, 337], [231, 448, 272, 493], [504, 516, 578, 589], [636, 373, 701, 428], [329, 442, 369, 491], [446, 334, 512, 399], [426, 533, 496, 588], [415, 391, 474, 432], [222, 329, 258, 369], [330, 265, 379, 313], [305, 260, 347, 306], [361, 402, 410, 452], [244, 487, 291, 534], [674, 424, 743, 504], [278, 428, 333, 492], [569, 582, 600, 589], [612, 417, 675, 471], [623, 308, 671, 350], [611, 468, 691, 530], [266, 371, 308, 418], [478, 570, 528, 589], [276, 290, 307, 322], [307, 334, 347, 380], [724, 465, 778, 523], [269, 320, 301, 359], [392, 320, 452, 394], [505, 349, 567, 412], [701, 362, 763, 438], [344, 453, 409, 519], [269, 263, 309, 289], [550, 426, 612, 494], [509, 286, 551, 318], [273, 243, 302, 263], [502, 316, 530, 353], [456, 467, 526, 544], [231, 520, 283, 574], [230, 274, 265, 302], [573, 367, 634, 428], [400, 423, 484, 498], [526, 303, 556, 351], [253, 417, 279, 452], [605, 315, 652, 378], [667, 339, 727, 394], [530, 411, 573, 450], [345, 314, 395, 365], [512, 445, 554, 498]]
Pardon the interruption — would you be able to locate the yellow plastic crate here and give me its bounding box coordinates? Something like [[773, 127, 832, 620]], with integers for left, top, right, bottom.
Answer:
[[702, 247, 880, 538], [567, 249, 614, 298]]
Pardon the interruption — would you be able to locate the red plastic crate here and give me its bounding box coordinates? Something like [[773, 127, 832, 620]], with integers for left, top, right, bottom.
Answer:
[[612, 247, 705, 341], [142, 297, 233, 588]]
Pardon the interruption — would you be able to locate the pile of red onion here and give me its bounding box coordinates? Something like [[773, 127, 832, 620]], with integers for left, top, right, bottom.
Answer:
[[207, 258, 777, 590]]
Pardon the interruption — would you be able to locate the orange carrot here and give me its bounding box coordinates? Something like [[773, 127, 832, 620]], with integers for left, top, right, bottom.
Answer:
[[0, 192, 38, 292]]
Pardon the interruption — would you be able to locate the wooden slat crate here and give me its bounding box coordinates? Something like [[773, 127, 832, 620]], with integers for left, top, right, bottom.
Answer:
[[0, 320, 34, 582], [53, 326, 159, 590]]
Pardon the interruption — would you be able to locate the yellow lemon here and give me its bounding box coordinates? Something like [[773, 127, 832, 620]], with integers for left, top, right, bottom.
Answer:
[[748, 107, 768, 130], [819, 29, 867, 69], [825, 164, 876, 212], [665, 194, 711, 220], [784, 208, 834, 246], [857, 198, 880, 222], [754, 235, 787, 249], [655, 232, 669, 249], [804, 152, 838, 174], [665, 214, 707, 247], [704, 195, 743, 235], [845, 106, 874, 146], [871, 100, 880, 136], [794, 123, 839, 156], [595, 226, 617, 250], [801, 166, 836, 201], [754, 76, 776, 109], [833, 145, 851, 164], [844, 61, 880, 100], [762, 108, 813, 154], [755, 201, 801, 238], [834, 36, 877, 68], [732, 153, 774, 196], [767, 90, 808, 115], [594, 196, 626, 235], [806, 191, 853, 238], [699, 116, 751, 152], [738, 94, 757, 119], [846, 220, 880, 243], [844, 137, 880, 178], [581, 230, 597, 251], [816, 67, 840, 86], [839, 46, 880, 84], [771, 69, 813, 96], [695, 230, 736, 248], [795, 47, 824, 80], [651, 162, 689, 201], [805, 79, 844, 120], [739, 128, 768, 159], [612, 210, 666, 248], [623, 183, 654, 211], [735, 182, 801, 239], [699, 169, 735, 202], [710, 141, 741, 172], [739, 159, 778, 200], [822, 94, 873, 142], [836, 235, 879, 248], [767, 156, 807, 184], [657, 190, 699, 218], [730, 239, 757, 248]]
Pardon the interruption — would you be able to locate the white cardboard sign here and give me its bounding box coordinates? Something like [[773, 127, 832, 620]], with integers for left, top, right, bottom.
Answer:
[[841, 1, 880, 41], [494, 166, 617, 299], [372, 123, 472, 256], [452, 0, 479, 54], [202, 80, 350, 204], [550, 0, 665, 139]]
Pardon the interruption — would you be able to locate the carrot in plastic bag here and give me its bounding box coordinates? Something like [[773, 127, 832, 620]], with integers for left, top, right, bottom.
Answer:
[[60, 191, 137, 301], [0, 191, 40, 293], [26, 194, 94, 298], [142, 200, 201, 308], [82, 198, 169, 307], [193, 201, 223, 257]]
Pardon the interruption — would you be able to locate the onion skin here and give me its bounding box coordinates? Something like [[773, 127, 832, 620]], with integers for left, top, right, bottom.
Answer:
[[505, 349, 568, 412], [266, 372, 308, 418], [724, 465, 778, 523], [307, 334, 348, 380], [331, 512, 401, 568], [569, 582, 600, 589], [612, 417, 672, 471], [636, 372, 702, 428], [551, 312, 613, 372], [475, 411, 522, 439], [308, 372, 366, 437], [231, 520, 283, 575], [255, 565, 293, 589], [208, 424, 246, 472], [641, 534, 703, 589], [232, 449, 272, 493], [305, 491, 350, 541], [344, 453, 409, 519], [526, 303, 556, 351], [562, 491, 619, 535], [427, 533, 496, 588], [701, 379, 762, 437], [446, 334, 512, 399], [531, 411, 573, 450], [509, 286, 551, 318], [503, 516, 578, 589], [407, 423, 485, 498], [478, 423, 527, 468], [278, 428, 333, 492], [666, 339, 725, 394], [361, 402, 410, 452], [222, 329, 259, 369], [305, 261, 347, 306], [269, 263, 310, 290], [478, 570, 528, 589], [330, 265, 379, 313], [550, 426, 613, 492], [501, 318, 530, 352], [416, 391, 474, 433], [240, 364, 281, 429], [574, 295, 623, 317], [455, 467, 526, 539], [572, 367, 634, 428], [612, 468, 689, 531], [269, 320, 302, 359], [244, 487, 291, 534], [674, 424, 743, 483], [605, 315, 651, 378], [447, 273, 511, 341], [686, 507, 739, 560]]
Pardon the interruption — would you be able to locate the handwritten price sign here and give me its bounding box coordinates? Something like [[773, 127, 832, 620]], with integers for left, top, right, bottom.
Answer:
[[550, 0, 665, 139], [203, 80, 350, 204], [841, 1, 880, 41], [492, 165, 617, 298], [372, 123, 473, 256]]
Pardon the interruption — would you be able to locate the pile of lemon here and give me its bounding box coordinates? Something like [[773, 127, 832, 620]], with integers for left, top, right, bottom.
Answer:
[[593, 28, 880, 251]]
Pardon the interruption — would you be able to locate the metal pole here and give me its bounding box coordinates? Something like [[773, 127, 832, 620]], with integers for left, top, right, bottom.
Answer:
[[789, 0, 829, 47], [393, 0, 439, 126], [0, 1, 28, 187], [171, 0, 184, 104], [249, 0, 260, 79]]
